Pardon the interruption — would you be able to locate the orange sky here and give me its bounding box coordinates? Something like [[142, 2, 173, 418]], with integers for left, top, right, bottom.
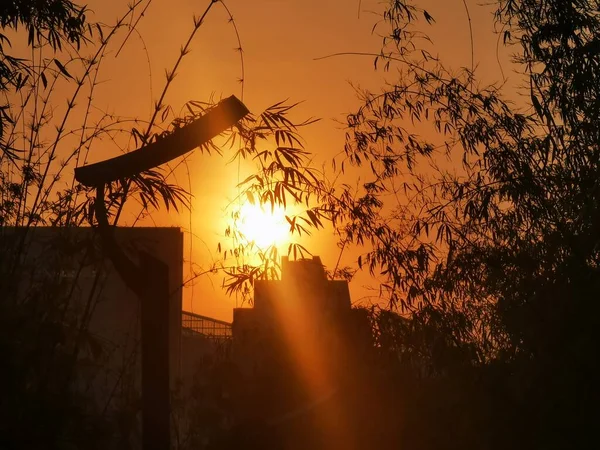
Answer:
[[79, 0, 514, 321]]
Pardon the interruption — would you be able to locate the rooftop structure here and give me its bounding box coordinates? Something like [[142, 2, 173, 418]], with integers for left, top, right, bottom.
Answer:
[[231, 256, 360, 377], [227, 255, 373, 449], [181, 311, 232, 341]]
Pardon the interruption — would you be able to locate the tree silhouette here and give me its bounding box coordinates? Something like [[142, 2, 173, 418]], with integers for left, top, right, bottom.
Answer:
[[317, 0, 600, 448], [175, 2, 600, 446], [1, 0, 89, 159]]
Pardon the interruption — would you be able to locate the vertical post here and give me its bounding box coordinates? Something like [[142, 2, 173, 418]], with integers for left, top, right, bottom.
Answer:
[[140, 251, 170, 450]]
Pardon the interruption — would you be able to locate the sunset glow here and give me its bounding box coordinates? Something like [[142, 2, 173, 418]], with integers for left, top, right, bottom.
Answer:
[[238, 202, 290, 248]]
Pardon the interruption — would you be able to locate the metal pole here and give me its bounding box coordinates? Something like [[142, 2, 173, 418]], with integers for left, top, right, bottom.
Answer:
[[140, 251, 170, 450]]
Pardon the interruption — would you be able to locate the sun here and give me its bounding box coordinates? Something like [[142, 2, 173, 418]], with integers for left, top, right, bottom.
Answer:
[[238, 202, 290, 248]]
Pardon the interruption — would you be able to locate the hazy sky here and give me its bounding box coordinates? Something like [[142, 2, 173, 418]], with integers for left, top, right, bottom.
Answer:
[[82, 0, 513, 320]]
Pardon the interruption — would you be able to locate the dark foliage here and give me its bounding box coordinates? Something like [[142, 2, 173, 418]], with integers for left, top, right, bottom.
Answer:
[[0, 0, 89, 156], [319, 0, 600, 448]]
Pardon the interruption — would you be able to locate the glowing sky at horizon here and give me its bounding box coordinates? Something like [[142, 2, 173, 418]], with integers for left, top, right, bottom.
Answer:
[[77, 0, 514, 320]]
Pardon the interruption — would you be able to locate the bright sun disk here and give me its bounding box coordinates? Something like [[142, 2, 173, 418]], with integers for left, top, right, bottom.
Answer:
[[238, 202, 289, 248]]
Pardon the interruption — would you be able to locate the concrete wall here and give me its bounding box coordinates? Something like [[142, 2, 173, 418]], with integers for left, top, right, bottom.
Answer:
[[1, 226, 184, 399]]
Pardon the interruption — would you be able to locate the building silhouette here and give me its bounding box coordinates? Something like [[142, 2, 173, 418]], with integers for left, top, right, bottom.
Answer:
[[224, 256, 374, 450], [232, 256, 356, 375], [1, 226, 184, 393], [3, 224, 382, 449]]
